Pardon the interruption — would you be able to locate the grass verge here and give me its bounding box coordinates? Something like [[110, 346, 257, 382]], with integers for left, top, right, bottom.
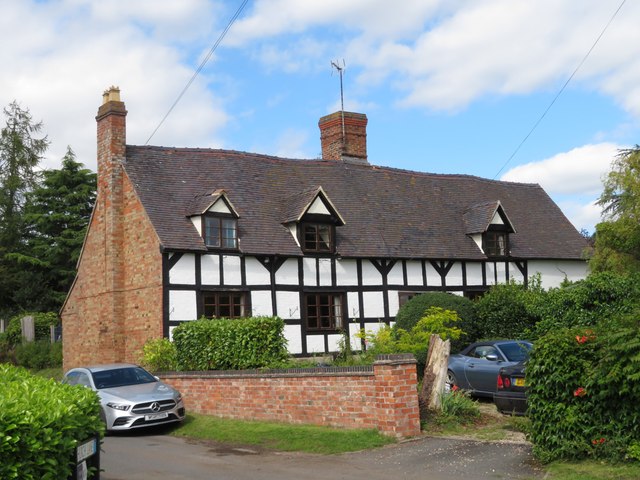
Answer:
[[544, 460, 640, 479], [170, 413, 395, 454]]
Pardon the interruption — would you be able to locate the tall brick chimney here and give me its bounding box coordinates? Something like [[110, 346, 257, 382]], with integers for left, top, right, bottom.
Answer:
[[94, 86, 127, 362], [318, 111, 368, 163]]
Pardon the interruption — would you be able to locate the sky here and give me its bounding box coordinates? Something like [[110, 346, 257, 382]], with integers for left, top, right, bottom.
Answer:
[[1, 0, 639, 234]]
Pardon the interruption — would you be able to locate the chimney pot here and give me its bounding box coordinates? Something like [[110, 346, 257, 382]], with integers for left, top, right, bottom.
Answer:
[[102, 86, 121, 105]]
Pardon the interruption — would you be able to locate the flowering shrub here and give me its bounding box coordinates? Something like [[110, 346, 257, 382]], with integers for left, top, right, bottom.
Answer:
[[527, 316, 640, 462]]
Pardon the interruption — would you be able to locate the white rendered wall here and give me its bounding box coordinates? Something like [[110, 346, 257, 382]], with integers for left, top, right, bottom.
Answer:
[[169, 290, 197, 320], [275, 259, 298, 284], [306, 335, 325, 353], [362, 291, 385, 318], [318, 258, 332, 286], [361, 260, 382, 285], [388, 262, 403, 285], [222, 255, 242, 285], [509, 262, 525, 283], [201, 254, 220, 285], [308, 197, 331, 214], [347, 291, 360, 318], [245, 257, 270, 285], [169, 254, 195, 285], [302, 258, 316, 286], [426, 262, 441, 286], [388, 290, 400, 317], [250, 290, 273, 316], [406, 261, 423, 285], [348, 322, 363, 351], [446, 262, 463, 286], [326, 334, 342, 352], [285, 325, 303, 354], [466, 262, 483, 285], [276, 291, 301, 320], [190, 216, 202, 235], [528, 260, 588, 288], [336, 259, 358, 285]]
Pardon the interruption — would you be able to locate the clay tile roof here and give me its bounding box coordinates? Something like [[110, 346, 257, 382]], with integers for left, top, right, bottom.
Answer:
[[123, 145, 588, 260]]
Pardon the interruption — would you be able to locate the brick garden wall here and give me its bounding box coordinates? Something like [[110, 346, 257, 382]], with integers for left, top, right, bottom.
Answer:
[[161, 354, 421, 438]]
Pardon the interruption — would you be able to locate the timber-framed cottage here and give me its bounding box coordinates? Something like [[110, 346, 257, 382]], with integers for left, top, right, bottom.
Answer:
[[61, 88, 588, 369]]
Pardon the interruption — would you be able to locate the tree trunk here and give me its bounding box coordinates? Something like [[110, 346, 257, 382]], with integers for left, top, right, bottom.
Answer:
[[420, 334, 450, 411]]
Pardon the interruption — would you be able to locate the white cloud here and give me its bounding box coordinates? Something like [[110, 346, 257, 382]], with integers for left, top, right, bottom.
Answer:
[[0, 0, 229, 171], [230, 1, 640, 116], [500, 143, 620, 195], [556, 199, 603, 233]]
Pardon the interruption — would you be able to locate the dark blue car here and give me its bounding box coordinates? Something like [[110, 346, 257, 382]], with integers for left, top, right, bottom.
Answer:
[[446, 340, 532, 397]]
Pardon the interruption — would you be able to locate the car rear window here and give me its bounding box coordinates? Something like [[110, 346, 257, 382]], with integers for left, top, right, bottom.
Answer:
[[500, 342, 532, 362], [91, 367, 157, 389]]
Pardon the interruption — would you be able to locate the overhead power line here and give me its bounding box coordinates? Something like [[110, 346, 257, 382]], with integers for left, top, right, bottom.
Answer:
[[493, 0, 627, 179], [145, 0, 249, 144]]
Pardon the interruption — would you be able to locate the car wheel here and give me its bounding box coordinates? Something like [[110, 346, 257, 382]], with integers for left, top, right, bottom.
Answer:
[[445, 370, 458, 393]]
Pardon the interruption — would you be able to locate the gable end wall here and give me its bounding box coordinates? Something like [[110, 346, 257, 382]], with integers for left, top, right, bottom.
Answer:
[[62, 172, 163, 370]]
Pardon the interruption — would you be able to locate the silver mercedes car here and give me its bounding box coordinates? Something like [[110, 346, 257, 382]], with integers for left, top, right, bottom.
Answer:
[[63, 363, 186, 431]]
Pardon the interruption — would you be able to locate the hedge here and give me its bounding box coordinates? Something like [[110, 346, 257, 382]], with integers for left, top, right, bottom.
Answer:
[[172, 316, 289, 371], [0, 364, 104, 479], [527, 316, 640, 462]]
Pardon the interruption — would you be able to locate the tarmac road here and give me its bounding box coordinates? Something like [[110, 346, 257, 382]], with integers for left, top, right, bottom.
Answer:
[[100, 430, 545, 480]]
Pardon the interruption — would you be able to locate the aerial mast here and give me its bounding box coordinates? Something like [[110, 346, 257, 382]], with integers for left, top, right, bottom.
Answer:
[[331, 60, 346, 144]]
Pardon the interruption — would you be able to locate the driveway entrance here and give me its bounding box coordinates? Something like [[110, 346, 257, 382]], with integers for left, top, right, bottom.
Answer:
[[101, 432, 543, 479]]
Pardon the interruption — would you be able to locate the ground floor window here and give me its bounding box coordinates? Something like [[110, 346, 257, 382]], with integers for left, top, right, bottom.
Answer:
[[305, 293, 345, 331], [398, 291, 426, 308], [203, 291, 249, 319]]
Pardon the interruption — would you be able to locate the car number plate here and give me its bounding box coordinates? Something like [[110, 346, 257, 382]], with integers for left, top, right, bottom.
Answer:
[[514, 377, 526, 387], [145, 412, 169, 421], [77, 438, 97, 462]]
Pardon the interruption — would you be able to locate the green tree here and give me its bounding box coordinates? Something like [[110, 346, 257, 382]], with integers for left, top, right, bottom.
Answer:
[[6, 148, 96, 311], [0, 101, 49, 316], [591, 146, 640, 274], [474, 275, 545, 340]]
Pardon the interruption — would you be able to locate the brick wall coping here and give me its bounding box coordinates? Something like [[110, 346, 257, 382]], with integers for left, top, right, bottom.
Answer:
[[158, 354, 416, 380], [159, 365, 373, 380], [374, 353, 418, 365]]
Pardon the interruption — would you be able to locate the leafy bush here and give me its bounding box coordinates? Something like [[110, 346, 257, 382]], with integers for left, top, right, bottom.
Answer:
[[395, 293, 475, 351], [359, 308, 463, 376], [440, 388, 480, 421], [140, 337, 178, 372], [0, 364, 103, 479], [528, 272, 640, 339], [14, 340, 62, 369], [172, 316, 289, 371], [474, 276, 544, 340], [527, 316, 640, 463]]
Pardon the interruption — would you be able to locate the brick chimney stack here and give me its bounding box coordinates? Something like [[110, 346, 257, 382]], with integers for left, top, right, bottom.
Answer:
[[94, 86, 127, 362], [319, 111, 368, 163]]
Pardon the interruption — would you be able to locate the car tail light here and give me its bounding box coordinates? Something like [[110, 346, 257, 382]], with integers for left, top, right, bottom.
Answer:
[[497, 374, 511, 390]]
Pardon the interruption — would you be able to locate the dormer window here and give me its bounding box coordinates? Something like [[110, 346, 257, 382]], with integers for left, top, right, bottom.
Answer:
[[302, 222, 334, 252], [187, 189, 240, 250], [282, 186, 345, 255], [463, 200, 515, 258], [483, 228, 508, 257], [204, 214, 237, 249]]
